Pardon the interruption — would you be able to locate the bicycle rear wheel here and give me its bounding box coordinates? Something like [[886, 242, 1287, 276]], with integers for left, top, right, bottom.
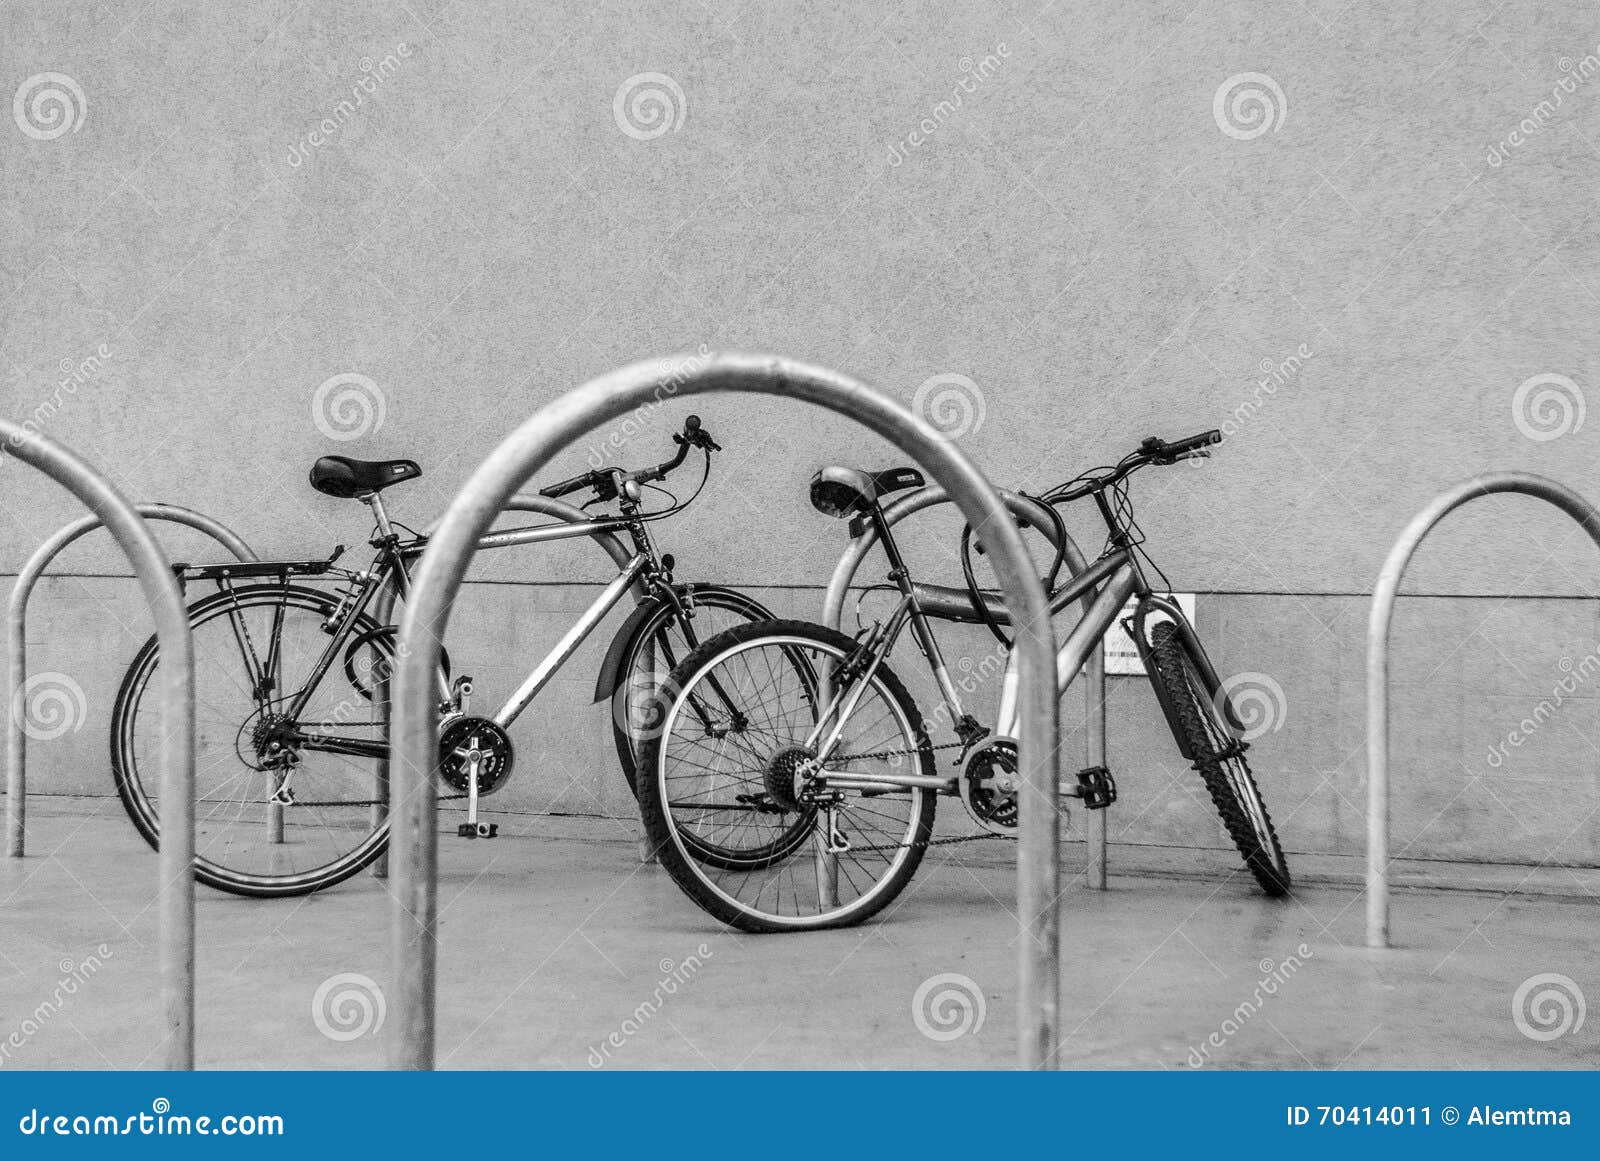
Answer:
[[637, 619, 936, 932], [111, 584, 393, 897], [1147, 620, 1290, 896]]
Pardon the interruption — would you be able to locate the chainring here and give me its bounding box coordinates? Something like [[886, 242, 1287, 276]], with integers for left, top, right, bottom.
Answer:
[[960, 738, 1020, 834], [438, 716, 514, 795]]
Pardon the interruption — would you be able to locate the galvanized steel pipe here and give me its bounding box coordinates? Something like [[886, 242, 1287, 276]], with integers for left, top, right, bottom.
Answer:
[[1367, 471, 1600, 948], [389, 353, 1060, 1069]]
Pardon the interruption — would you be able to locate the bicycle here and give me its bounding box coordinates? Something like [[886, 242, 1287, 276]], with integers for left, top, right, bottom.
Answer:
[[109, 415, 775, 897], [635, 430, 1291, 931]]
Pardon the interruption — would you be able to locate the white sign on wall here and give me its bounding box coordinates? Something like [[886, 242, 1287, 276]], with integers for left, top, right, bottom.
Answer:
[[1102, 593, 1196, 676]]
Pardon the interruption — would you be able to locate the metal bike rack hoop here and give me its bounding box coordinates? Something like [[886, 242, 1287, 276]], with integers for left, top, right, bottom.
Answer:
[[820, 485, 1111, 890], [0, 426, 196, 1069], [7, 504, 254, 859], [388, 352, 1061, 1070], [1367, 471, 1600, 948], [367, 493, 640, 879]]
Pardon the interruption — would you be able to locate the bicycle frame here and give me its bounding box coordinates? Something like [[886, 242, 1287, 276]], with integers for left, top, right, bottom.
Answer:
[[807, 499, 1240, 790], [236, 495, 671, 762]]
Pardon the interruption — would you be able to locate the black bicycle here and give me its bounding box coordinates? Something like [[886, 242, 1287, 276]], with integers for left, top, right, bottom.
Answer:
[[109, 415, 774, 897], [636, 431, 1290, 931]]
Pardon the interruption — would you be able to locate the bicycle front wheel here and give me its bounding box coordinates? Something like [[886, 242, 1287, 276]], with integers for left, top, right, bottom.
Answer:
[[610, 585, 776, 797], [110, 584, 393, 897], [637, 619, 937, 932], [1147, 620, 1291, 896]]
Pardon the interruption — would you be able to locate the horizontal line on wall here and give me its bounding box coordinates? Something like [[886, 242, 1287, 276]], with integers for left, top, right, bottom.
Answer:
[[5, 574, 1600, 602]]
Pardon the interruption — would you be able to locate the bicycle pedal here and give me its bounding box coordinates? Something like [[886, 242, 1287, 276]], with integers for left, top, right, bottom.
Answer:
[[456, 822, 498, 839], [1061, 765, 1116, 810]]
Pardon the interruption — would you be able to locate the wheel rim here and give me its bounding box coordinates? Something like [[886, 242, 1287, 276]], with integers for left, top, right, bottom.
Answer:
[[655, 634, 927, 928], [116, 588, 391, 888]]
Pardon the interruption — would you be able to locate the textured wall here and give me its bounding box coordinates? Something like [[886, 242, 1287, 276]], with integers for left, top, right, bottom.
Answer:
[[4, 2, 1600, 873]]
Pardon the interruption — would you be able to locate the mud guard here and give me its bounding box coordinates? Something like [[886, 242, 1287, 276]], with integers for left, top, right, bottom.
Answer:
[[591, 583, 776, 705]]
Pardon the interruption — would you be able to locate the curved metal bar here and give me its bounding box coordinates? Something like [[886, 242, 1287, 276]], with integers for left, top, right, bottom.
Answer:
[[1367, 471, 1600, 948], [389, 352, 1060, 1070], [0, 425, 195, 1069], [7, 504, 254, 858], [367, 493, 638, 879], [819, 486, 1111, 889]]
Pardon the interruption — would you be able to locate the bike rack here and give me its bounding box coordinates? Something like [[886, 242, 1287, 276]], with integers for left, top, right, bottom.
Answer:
[[387, 352, 1062, 1069], [1367, 471, 1600, 948], [367, 494, 640, 879], [820, 486, 1111, 889], [0, 425, 196, 1069], [6, 504, 254, 859]]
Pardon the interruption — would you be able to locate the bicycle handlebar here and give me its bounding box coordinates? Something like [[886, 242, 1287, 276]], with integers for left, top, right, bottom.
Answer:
[[1047, 429, 1223, 503], [537, 415, 719, 500]]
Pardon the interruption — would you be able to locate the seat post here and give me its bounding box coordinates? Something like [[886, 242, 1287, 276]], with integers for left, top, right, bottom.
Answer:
[[365, 492, 395, 539]]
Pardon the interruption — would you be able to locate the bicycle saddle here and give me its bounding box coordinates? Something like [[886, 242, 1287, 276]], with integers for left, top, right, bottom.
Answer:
[[809, 466, 925, 518], [309, 455, 422, 499]]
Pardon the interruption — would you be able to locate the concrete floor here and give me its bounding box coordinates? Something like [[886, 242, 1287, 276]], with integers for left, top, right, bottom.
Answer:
[[0, 801, 1593, 1070]]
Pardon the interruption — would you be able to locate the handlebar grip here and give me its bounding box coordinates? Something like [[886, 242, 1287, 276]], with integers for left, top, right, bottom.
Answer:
[[1167, 429, 1222, 456], [538, 471, 594, 499]]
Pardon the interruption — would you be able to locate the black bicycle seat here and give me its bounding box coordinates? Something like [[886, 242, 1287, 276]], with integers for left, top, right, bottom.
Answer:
[[309, 456, 422, 499], [809, 466, 925, 518]]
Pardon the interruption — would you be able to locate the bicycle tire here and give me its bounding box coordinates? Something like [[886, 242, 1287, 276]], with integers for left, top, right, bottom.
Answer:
[[608, 585, 776, 798], [1147, 621, 1291, 896], [111, 583, 393, 898], [637, 619, 937, 932]]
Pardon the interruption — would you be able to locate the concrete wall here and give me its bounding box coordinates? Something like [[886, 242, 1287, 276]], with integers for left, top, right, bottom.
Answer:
[[4, 2, 1600, 875]]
